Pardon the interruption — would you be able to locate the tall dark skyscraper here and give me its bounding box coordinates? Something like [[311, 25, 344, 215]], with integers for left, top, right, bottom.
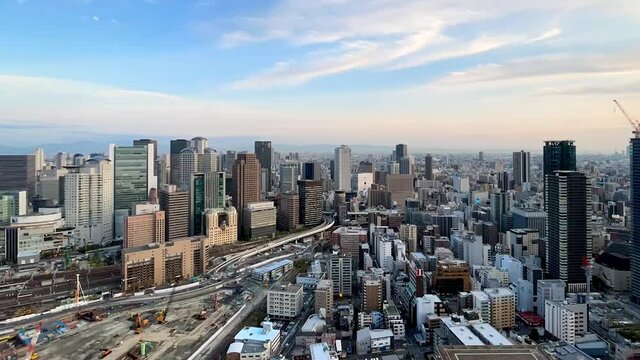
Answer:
[[159, 184, 189, 241], [512, 150, 531, 186], [546, 171, 590, 284], [303, 162, 322, 181], [544, 140, 576, 210], [497, 171, 510, 192], [0, 155, 36, 199], [190, 173, 206, 236], [170, 139, 190, 186], [254, 141, 272, 192], [424, 154, 433, 180], [232, 153, 261, 237], [395, 144, 408, 162], [298, 180, 323, 226], [631, 138, 640, 303]]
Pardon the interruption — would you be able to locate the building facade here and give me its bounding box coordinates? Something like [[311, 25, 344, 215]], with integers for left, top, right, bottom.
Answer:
[[334, 145, 352, 191], [267, 284, 303, 320], [243, 202, 276, 240], [113, 145, 156, 212], [298, 180, 323, 226], [159, 184, 189, 241], [0, 155, 36, 199], [233, 153, 261, 237]]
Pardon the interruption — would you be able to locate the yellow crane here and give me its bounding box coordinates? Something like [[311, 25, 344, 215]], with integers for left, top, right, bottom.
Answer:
[[613, 99, 640, 137]]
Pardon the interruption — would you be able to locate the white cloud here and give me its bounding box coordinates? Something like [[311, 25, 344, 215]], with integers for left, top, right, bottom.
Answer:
[[527, 28, 562, 43], [92, 16, 100, 22]]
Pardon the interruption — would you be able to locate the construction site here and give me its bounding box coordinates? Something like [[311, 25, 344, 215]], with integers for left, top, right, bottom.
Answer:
[[0, 284, 249, 360]]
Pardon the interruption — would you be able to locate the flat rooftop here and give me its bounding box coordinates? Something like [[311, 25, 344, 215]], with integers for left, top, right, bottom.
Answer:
[[252, 259, 294, 274], [438, 346, 547, 360]]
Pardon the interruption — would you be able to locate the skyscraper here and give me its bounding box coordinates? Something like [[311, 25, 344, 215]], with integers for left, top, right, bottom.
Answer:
[[255, 141, 273, 192], [191, 173, 206, 236], [133, 139, 158, 175], [334, 145, 352, 191], [232, 153, 261, 236], [279, 162, 299, 193], [64, 157, 114, 244], [546, 171, 591, 285], [0, 155, 36, 199], [298, 180, 323, 226], [395, 144, 408, 162], [170, 139, 190, 186], [512, 150, 531, 187], [631, 137, 640, 303], [303, 161, 322, 181], [491, 191, 508, 233], [191, 136, 208, 154], [424, 154, 433, 180], [544, 140, 576, 209], [33, 148, 45, 173], [113, 145, 156, 212], [159, 184, 189, 241], [399, 157, 412, 175], [178, 148, 198, 190]]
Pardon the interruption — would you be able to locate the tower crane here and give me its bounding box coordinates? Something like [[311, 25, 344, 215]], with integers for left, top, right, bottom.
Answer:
[[613, 99, 640, 137]]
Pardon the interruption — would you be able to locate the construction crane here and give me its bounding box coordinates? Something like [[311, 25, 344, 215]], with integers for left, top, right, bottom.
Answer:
[[613, 99, 640, 137], [156, 284, 176, 325]]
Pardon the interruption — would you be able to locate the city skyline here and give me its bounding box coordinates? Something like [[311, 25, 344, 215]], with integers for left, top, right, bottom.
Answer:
[[1, 1, 639, 151]]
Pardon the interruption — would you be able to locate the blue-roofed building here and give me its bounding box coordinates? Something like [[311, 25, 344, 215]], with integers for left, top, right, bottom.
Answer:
[[251, 259, 294, 281]]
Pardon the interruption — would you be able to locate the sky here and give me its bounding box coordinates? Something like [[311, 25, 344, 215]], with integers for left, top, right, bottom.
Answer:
[[0, 0, 639, 153]]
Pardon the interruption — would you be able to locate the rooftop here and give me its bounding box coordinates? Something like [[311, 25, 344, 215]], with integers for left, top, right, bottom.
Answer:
[[270, 283, 303, 294], [234, 322, 279, 344], [485, 288, 515, 298], [448, 325, 484, 346], [309, 343, 332, 360], [301, 314, 326, 333], [438, 345, 547, 360], [471, 323, 512, 346], [252, 259, 294, 274]]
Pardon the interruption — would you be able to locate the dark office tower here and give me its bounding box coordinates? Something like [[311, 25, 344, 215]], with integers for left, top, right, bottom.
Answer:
[[395, 144, 408, 162], [298, 180, 323, 226], [478, 151, 484, 163], [399, 157, 411, 175], [232, 153, 261, 236], [303, 162, 322, 181], [631, 138, 640, 303], [512, 150, 531, 186], [170, 139, 190, 186], [497, 171, 510, 192], [543, 140, 576, 209], [190, 173, 206, 236], [0, 155, 36, 199], [491, 191, 508, 233], [133, 139, 158, 174], [357, 161, 374, 174], [547, 171, 591, 284], [425, 154, 433, 180], [255, 141, 272, 192], [223, 151, 237, 173], [159, 184, 189, 241], [113, 145, 154, 212]]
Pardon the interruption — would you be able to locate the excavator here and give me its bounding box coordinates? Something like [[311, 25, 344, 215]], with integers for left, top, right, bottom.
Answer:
[[193, 308, 208, 321], [131, 314, 150, 334], [155, 284, 176, 325]]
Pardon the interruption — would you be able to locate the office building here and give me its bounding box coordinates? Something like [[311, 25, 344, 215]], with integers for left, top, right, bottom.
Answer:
[[233, 153, 261, 237], [123, 211, 165, 248], [279, 162, 299, 193], [332, 226, 367, 257], [190, 173, 206, 236], [178, 148, 198, 191], [64, 158, 114, 245], [303, 161, 322, 181], [633, 137, 640, 303], [0, 212, 73, 262], [362, 277, 383, 312], [170, 139, 190, 186], [508, 229, 539, 260], [545, 300, 587, 345], [544, 140, 576, 210], [191, 136, 208, 154], [159, 184, 189, 241], [298, 180, 322, 226], [122, 235, 206, 292], [0, 155, 36, 199], [113, 145, 156, 212], [330, 256, 353, 297], [277, 193, 299, 231], [0, 191, 27, 226], [399, 224, 418, 252], [425, 154, 433, 180], [203, 206, 238, 248], [267, 284, 303, 320], [485, 288, 516, 330], [497, 171, 510, 191], [512, 150, 531, 186], [490, 192, 508, 232], [133, 139, 158, 174], [255, 141, 273, 192], [37, 168, 67, 205], [315, 279, 334, 315], [226, 322, 281, 360], [512, 207, 547, 238], [547, 171, 591, 284], [432, 260, 471, 295], [395, 144, 408, 162], [34, 148, 45, 174], [537, 279, 566, 317], [243, 201, 276, 240], [334, 145, 352, 191], [399, 157, 412, 175]]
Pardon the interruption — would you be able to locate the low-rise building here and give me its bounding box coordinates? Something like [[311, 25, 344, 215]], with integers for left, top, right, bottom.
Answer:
[[0, 212, 73, 262], [251, 259, 294, 282], [267, 284, 304, 320], [383, 300, 405, 341], [485, 288, 516, 330], [226, 322, 281, 360], [356, 328, 394, 355], [545, 300, 588, 345]]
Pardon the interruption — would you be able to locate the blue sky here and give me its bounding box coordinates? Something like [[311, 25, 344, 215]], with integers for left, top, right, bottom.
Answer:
[[1, 0, 639, 152]]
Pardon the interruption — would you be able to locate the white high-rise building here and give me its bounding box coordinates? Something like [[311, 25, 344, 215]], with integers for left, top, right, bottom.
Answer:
[[178, 148, 198, 191], [34, 148, 45, 173], [471, 291, 491, 323], [267, 284, 303, 320], [545, 300, 588, 344], [279, 162, 299, 193], [64, 157, 114, 245], [399, 224, 417, 252], [334, 145, 352, 191], [191, 136, 208, 154], [378, 240, 393, 272]]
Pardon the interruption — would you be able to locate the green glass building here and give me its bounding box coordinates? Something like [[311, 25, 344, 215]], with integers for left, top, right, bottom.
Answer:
[[191, 173, 206, 236], [114, 145, 154, 212]]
